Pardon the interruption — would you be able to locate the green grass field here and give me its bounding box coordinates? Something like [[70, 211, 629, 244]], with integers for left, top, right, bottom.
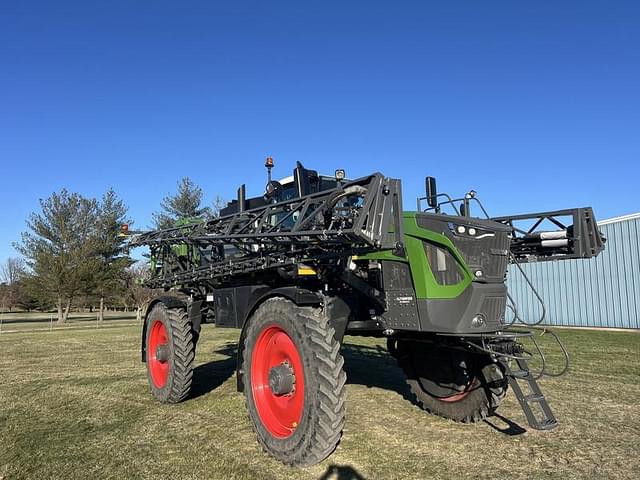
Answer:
[[0, 311, 138, 333], [0, 321, 638, 480]]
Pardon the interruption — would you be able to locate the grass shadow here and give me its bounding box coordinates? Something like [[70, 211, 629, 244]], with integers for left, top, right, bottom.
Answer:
[[1, 317, 57, 325], [187, 340, 528, 436], [190, 343, 237, 399], [0, 314, 136, 325], [341, 341, 527, 435], [341, 343, 413, 401], [483, 413, 527, 435], [318, 464, 367, 480]]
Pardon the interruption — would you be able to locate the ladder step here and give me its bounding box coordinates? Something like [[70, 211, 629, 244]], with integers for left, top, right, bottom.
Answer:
[[524, 394, 544, 402], [535, 418, 559, 430], [500, 358, 559, 431]]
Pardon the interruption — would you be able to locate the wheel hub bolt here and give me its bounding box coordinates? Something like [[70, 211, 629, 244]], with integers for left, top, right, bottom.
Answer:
[[268, 362, 295, 396]]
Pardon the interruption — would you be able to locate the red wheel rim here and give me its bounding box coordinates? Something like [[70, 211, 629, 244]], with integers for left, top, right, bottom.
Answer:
[[148, 319, 170, 388], [439, 389, 471, 402], [251, 325, 305, 438], [438, 380, 476, 403]]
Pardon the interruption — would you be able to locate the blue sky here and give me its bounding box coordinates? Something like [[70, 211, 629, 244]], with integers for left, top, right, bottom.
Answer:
[[1, 1, 638, 265]]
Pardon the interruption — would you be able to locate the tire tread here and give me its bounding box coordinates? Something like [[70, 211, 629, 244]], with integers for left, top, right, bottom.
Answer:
[[243, 297, 346, 466], [146, 304, 194, 404]]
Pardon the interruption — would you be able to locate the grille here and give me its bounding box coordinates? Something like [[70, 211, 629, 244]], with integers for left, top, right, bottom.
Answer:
[[453, 232, 510, 283]]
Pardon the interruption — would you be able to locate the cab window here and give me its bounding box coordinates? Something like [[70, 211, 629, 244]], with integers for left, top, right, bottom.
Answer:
[[423, 241, 465, 286]]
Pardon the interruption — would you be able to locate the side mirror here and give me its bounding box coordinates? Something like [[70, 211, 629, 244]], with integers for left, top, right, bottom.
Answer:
[[426, 176, 438, 208]]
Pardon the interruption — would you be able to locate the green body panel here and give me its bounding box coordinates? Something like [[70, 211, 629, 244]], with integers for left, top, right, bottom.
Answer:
[[356, 212, 472, 300], [355, 250, 406, 262], [151, 217, 202, 272], [172, 217, 202, 260]]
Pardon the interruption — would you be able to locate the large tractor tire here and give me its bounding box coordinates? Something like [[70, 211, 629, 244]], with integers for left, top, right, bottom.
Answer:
[[389, 339, 507, 423], [242, 298, 346, 466], [145, 303, 195, 403]]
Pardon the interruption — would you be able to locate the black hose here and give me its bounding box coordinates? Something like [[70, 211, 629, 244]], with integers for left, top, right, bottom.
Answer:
[[508, 252, 547, 326]]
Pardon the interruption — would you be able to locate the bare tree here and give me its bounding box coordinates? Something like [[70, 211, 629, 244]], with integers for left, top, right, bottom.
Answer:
[[211, 195, 226, 218], [0, 257, 26, 312], [125, 263, 158, 322], [1, 257, 25, 285]]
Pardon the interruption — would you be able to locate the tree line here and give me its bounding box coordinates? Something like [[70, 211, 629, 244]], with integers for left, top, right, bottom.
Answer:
[[0, 178, 224, 323]]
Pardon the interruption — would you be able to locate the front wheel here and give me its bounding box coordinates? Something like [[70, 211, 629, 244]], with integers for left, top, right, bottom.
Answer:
[[389, 339, 507, 423], [144, 304, 195, 403], [242, 298, 346, 466]]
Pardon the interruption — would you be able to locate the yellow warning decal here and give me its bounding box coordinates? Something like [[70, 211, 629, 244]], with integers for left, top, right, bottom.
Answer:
[[297, 266, 317, 276]]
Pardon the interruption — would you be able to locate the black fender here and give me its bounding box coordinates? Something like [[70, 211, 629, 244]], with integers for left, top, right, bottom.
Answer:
[[235, 287, 323, 392], [141, 295, 187, 362]]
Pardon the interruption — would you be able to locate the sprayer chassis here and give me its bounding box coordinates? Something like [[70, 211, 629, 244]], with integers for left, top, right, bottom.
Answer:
[[131, 163, 604, 466]]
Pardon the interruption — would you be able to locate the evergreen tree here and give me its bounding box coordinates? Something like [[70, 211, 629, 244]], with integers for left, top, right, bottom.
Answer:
[[16, 274, 48, 312], [15, 190, 98, 323], [92, 189, 134, 321], [152, 177, 210, 229]]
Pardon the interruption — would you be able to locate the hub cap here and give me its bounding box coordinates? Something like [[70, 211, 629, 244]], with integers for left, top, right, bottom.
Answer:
[[148, 320, 170, 388], [268, 362, 295, 396], [251, 325, 304, 438]]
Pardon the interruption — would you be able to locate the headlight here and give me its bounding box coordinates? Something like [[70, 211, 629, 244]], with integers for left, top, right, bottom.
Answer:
[[449, 222, 494, 239]]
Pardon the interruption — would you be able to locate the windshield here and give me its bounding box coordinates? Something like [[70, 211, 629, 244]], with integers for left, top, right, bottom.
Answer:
[[275, 175, 341, 202]]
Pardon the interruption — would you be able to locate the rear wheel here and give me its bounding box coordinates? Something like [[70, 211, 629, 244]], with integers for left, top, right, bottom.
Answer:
[[145, 304, 195, 403], [242, 298, 346, 466], [389, 339, 507, 423]]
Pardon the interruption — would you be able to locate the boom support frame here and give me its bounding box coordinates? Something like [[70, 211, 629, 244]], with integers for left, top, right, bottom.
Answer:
[[492, 207, 605, 263], [132, 173, 404, 289]]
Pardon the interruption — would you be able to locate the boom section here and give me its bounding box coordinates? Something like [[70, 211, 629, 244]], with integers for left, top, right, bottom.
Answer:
[[131, 173, 404, 289], [492, 207, 605, 263]]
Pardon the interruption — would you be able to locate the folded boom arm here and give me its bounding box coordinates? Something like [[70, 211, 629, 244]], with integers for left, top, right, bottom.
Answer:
[[492, 207, 605, 263]]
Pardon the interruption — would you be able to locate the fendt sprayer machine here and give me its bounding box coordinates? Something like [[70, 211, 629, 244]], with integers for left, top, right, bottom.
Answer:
[[127, 158, 605, 466]]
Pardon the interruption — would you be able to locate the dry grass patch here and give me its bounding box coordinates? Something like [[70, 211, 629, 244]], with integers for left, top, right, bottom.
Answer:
[[0, 322, 638, 479]]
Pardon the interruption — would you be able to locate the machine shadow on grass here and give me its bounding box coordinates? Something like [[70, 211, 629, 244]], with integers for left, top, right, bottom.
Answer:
[[189, 341, 526, 435], [318, 464, 367, 480], [190, 343, 238, 399], [483, 413, 527, 436], [340, 343, 413, 399], [341, 342, 527, 436]]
